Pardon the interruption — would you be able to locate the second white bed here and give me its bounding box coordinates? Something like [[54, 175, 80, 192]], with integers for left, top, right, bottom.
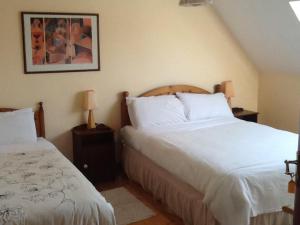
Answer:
[[0, 138, 116, 225], [121, 118, 297, 225]]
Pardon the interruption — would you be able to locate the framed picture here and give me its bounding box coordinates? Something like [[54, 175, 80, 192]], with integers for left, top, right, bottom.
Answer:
[[21, 12, 100, 74]]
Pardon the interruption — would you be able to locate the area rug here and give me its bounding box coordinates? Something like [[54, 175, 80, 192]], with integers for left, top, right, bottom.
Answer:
[[101, 187, 155, 225]]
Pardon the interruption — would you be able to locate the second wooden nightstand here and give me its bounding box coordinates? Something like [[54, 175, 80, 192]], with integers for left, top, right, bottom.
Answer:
[[72, 124, 116, 184], [234, 110, 258, 123]]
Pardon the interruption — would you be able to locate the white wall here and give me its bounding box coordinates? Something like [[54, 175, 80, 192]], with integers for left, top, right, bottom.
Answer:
[[259, 73, 300, 133], [0, 0, 259, 159]]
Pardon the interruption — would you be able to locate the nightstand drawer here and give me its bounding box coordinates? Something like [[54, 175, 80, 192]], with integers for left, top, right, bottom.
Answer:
[[79, 144, 115, 183], [81, 132, 113, 146], [87, 144, 115, 182]]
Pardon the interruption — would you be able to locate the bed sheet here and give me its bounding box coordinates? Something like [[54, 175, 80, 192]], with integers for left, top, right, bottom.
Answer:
[[0, 138, 116, 225]]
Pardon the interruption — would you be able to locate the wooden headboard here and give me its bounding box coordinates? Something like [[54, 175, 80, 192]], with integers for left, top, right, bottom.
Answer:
[[0, 102, 45, 138], [121, 85, 211, 127]]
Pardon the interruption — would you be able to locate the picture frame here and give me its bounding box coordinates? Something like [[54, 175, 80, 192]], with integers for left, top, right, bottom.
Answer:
[[21, 12, 100, 74]]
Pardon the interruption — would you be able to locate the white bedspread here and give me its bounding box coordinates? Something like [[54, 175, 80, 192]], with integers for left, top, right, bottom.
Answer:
[[0, 138, 116, 225], [121, 118, 298, 225]]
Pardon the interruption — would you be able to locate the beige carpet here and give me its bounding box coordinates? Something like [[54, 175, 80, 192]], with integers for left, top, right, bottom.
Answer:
[[101, 187, 155, 225]]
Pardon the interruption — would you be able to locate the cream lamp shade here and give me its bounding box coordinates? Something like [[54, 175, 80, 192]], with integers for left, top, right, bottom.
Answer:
[[83, 90, 97, 129], [83, 90, 97, 110], [223, 80, 235, 98], [221, 80, 235, 107]]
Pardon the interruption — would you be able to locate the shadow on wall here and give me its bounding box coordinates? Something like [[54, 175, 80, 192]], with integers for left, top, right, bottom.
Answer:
[[106, 94, 121, 129], [52, 131, 73, 160], [103, 93, 122, 163], [73, 91, 86, 122], [50, 91, 87, 160]]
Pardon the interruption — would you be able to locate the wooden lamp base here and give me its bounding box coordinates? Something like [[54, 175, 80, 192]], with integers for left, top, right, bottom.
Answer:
[[87, 110, 96, 129]]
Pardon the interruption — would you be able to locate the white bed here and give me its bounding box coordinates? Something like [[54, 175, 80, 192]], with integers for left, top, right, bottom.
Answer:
[[122, 117, 297, 225], [0, 138, 116, 225], [0, 104, 116, 225], [120, 85, 297, 225]]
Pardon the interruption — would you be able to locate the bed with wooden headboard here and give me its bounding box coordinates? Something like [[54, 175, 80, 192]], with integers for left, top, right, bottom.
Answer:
[[120, 84, 294, 225], [0, 102, 116, 225], [0, 102, 45, 138], [121, 84, 218, 225]]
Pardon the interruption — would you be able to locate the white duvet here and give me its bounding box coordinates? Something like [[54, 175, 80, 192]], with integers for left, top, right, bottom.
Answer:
[[122, 118, 298, 225], [0, 138, 116, 225]]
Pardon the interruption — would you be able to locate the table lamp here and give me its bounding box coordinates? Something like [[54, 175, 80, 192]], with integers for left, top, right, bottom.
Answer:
[[221, 80, 235, 108], [83, 90, 97, 129]]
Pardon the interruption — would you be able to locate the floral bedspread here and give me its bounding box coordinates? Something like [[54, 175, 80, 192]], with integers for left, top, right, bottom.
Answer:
[[0, 149, 115, 225]]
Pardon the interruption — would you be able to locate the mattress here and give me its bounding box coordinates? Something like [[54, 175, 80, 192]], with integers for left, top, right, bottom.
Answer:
[[121, 118, 298, 225], [0, 138, 116, 225], [122, 144, 292, 225]]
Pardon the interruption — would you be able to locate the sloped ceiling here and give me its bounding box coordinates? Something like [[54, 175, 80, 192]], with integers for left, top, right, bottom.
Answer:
[[213, 0, 300, 75]]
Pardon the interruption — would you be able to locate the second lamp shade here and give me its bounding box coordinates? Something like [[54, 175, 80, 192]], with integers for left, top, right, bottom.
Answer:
[[222, 81, 235, 98], [83, 90, 97, 110]]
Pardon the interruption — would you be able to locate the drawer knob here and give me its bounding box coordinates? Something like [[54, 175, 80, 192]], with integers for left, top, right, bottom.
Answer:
[[83, 164, 88, 169]]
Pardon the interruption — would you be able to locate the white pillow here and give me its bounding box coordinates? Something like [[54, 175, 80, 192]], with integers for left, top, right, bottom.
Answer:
[[176, 93, 234, 121], [0, 108, 37, 145], [127, 95, 187, 129]]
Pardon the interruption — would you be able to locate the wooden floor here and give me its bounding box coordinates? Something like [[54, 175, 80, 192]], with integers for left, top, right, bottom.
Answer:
[[97, 176, 185, 225]]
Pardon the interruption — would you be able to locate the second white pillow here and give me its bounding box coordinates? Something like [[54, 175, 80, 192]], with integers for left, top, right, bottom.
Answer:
[[176, 92, 233, 121]]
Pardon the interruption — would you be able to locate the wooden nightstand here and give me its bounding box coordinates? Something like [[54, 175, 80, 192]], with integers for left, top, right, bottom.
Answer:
[[72, 124, 116, 184], [233, 110, 258, 123]]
